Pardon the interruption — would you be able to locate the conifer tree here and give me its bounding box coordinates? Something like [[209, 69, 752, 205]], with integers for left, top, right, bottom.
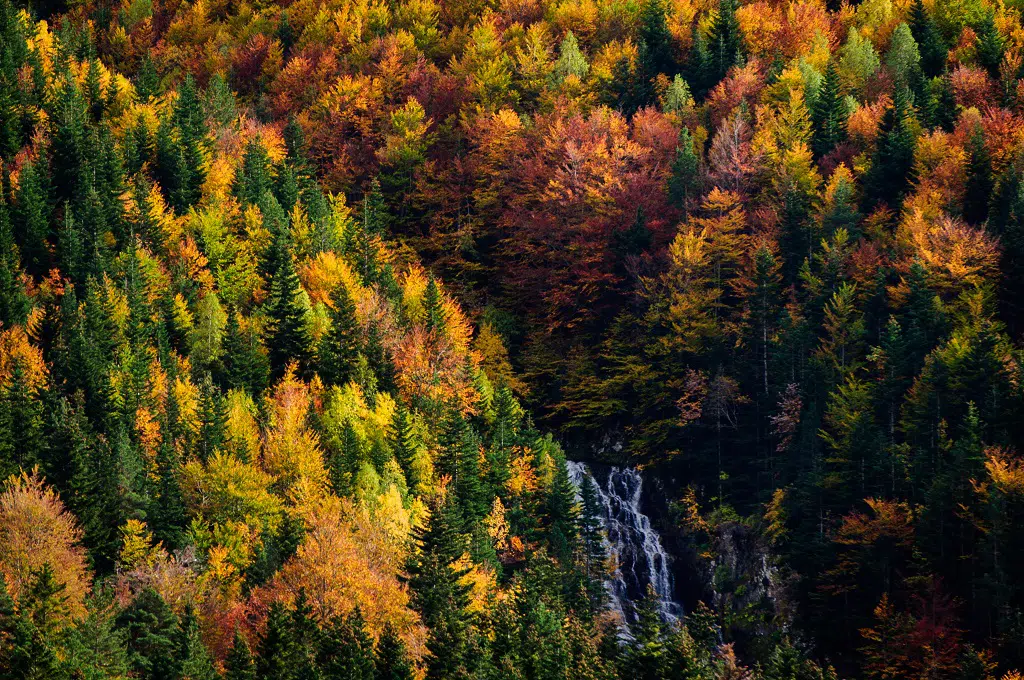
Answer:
[[423, 276, 445, 335], [810, 62, 847, 159], [964, 125, 993, 225], [0, 573, 58, 678], [909, 0, 946, 78], [375, 621, 415, 680], [12, 159, 51, 276], [115, 588, 180, 680], [862, 87, 917, 211], [318, 284, 360, 386], [176, 606, 218, 680], [234, 139, 275, 208], [0, 193, 28, 328], [668, 126, 701, 214], [390, 404, 422, 492], [638, 0, 676, 83], [222, 308, 271, 396], [406, 496, 473, 680], [257, 601, 300, 680], [319, 609, 376, 680], [266, 238, 312, 377], [226, 629, 257, 680], [975, 13, 1005, 80], [708, 0, 744, 88], [625, 585, 669, 680]]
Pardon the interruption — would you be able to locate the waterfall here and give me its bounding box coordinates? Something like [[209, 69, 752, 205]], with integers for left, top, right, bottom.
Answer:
[[567, 461, 683, 633]]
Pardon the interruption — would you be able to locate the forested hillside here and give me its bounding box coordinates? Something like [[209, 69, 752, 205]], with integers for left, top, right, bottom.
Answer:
[[3, 0, 1024, 677]]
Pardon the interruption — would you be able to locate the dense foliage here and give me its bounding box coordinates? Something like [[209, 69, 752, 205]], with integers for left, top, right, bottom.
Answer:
[[4, 0, 1024, 677]]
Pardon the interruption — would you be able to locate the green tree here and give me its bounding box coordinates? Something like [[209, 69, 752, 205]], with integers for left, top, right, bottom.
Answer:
[[256, 601, 300, 680], [668, 126, 701, 214], [964, 124, 993, 225], [115, 588, 180, 680], [974, 13, 1004, 80], [266, 238, 312, 377], [862, 87, 917, 211], [375, 621, 415, 680], [909, 0, 947, 78], [810, 62, 847, 159], [225, 629, 257, 680], [176, 606, 217, 680], [318, 609, 376, 680], [318, 285, 360, 386]]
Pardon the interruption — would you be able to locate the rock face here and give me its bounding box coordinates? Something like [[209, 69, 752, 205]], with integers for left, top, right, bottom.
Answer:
[[567, 461, 683, 634]]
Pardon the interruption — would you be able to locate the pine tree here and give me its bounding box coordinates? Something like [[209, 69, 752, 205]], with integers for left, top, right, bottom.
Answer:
[[862, 87, 917, 211], [256, 601, 300, 680], [115, 588, 180, 680], [225, 629, 257, 680], [266, 238, 312, 377], [318, 609, 376, 680], [176, 606, 218, 680], [964, 125, 993, 225], [810, 62, 847, 159], [318, 284, 360, 386], [975, 13, 1005, 80], [406, 496, 473, 680], [909, 0, 946, 78], [375, 621, 415, 680], [668, 126, 701, 215], [423, 276, 445, 334]]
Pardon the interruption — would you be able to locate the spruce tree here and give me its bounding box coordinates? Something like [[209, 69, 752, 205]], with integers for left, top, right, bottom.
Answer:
[[318, 284, 360, 386], [909, 0, 946, 78], [810, 62, 847, 159], [406, 496, 473, 680], [0, 573, 58, 679], [668, 126, 701, 214], [266, 238, 312, 378], [375, 621, 415, 680], [862, 87, 917, 211], [318, 609, 376, 680], [624, 585, 669, 680], [234, 139, 275, 208], [12, 159, 51, 276], [256, 601, 300, 680], [225, 629, 257, 680], [578, 472, 607, 612], [0, 193, 28, 328], [964, 125, 993, 225]]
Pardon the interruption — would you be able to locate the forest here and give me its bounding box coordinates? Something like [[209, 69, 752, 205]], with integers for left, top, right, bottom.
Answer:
[[2, 0, 1024, 677]]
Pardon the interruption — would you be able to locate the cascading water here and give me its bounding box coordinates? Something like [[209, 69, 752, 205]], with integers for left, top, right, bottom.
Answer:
[[567, 461, 683, 634]]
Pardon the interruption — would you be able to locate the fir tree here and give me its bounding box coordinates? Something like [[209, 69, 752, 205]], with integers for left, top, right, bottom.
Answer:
[[422, 276, 445, 335], [668, 126, 701, 214], [12, 159, 51, 276], [390, 404, 422, 492], [222, 308, 271, 396], [964, 125, 993, 225], [975, 14, 1005, 80], [862, 87, 917, 211], [638, 0, 677, 82], [375, 621, 415, 680], [810, 62, 847, 159], [266, 238, 312, 378], [624, 585, 669, 680], [175, 606, 218, 680], [909, 0, 946, 78], [318, 284, 360, 386], [708, 0, 744, 88], [256, 601, 300, 680], [406, 496, 473, 680], [318, 609, 376, 680], [234, 139, 275, 208], [115, 588, 180, 680], [225, 629, 257, 680]]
